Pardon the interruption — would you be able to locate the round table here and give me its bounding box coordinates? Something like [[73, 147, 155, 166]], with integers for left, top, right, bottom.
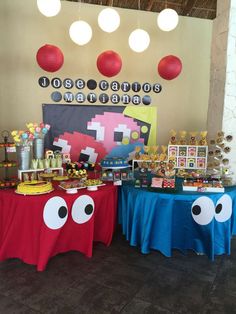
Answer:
[[118, 182, 236, 260], [0, 183, 118, 271]]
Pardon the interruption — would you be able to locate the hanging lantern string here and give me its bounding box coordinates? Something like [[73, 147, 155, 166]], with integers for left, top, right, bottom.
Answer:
[[78, 0, 81, 18], [137, 0, 141, 28], [97, 0, 120, 33], [157, 0, 179, 32], [106, 0, 113, 7]]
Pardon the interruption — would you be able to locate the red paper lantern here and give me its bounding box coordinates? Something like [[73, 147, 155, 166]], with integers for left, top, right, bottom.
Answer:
[[36, 44, 64, 72], [158, 55, 182, 80], [97, 50, 122, 77]]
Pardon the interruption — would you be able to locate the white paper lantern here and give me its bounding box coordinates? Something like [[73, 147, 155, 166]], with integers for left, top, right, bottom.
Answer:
[[128, 29, 150, 53], [37, 0, 61, 17], [98, 8, 120, 33], [69, 21, 93, 46], [157, 8, 179, 32]]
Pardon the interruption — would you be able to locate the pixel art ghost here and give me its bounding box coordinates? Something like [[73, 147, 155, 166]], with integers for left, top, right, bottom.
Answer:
[[87, 112, 144, 153], [53, 131, 107, 163], [172, 194, 233, 259], [119, 186, 235, 261]]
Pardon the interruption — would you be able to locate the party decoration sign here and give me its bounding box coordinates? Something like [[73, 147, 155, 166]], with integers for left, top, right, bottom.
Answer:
[[43, 104, 157, 163], [38, 76, 162, 105]]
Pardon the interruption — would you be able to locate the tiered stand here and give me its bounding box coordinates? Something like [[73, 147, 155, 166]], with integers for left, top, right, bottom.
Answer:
[[18, 167, 64, 181], [0, 131, 18, 188]]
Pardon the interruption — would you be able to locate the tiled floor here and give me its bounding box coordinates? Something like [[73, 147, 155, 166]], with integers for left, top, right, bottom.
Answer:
[[0, 228, 236, 314]]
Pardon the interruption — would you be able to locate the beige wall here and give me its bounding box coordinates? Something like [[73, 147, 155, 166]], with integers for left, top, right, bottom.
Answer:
[[0, 0, 212, 145]]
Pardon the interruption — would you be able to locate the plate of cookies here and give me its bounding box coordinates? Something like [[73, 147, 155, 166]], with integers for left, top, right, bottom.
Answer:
[[59, 180, 86, 193]]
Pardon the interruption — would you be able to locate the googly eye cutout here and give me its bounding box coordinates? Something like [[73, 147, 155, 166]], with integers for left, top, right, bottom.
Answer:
[[226, 135, 233, 142], [222, 158, 229, 165], [214, 149, 221, 156], [215, 194, 232, 223], [225, 135, 233, 142], [191, 196, 215, 225], [224, 147, 231, 154], [43, 196, 68, 230], [222, 167, 230, 175], [72, 195, 94, 224]]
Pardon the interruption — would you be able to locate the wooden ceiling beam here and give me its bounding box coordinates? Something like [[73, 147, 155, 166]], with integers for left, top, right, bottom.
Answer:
[[182, 0, 197, 16], [64, 0, 217, 20], [146, 0, 154, 11], [193, 7, 215, 12]]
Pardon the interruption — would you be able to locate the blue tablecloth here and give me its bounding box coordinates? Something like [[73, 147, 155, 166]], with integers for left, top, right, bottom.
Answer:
[[118, 183, 236, 260]]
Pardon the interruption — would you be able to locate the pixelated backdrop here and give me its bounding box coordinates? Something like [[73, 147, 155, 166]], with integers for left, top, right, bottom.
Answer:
[[43, 104, 157, 163]]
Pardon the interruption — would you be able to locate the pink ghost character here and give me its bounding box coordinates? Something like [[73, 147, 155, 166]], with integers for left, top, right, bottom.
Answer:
[[87, 112, 143, 152]]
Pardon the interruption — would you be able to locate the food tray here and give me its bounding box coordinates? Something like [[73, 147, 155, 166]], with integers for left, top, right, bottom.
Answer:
[[182, 185, 224, 193]]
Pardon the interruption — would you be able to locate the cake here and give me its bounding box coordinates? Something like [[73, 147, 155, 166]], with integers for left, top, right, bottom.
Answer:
[[101, 157, 129, 168], [151, 177, 163, 188], [16, 180, 53, 194]]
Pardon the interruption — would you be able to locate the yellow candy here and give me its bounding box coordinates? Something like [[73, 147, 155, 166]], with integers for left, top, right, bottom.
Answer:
[[26, 123, 33, 128], [14, 137, 20, 142], [11, 130, 18, 136]]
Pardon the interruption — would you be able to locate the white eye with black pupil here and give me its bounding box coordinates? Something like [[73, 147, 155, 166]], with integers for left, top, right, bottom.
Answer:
[[72, 195, 94, 224], [43, 196, 68, 230], [215, 194, 232, 222], [114, 124, 131, 143], [191, 196, 215, 225]]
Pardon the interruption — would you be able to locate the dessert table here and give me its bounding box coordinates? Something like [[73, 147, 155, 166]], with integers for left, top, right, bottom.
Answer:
[[118, 183, 236, 260], [0, 183, 118, 271]]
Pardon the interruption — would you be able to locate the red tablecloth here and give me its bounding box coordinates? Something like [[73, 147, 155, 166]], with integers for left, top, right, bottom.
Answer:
[[0, 184, 117, 271]]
